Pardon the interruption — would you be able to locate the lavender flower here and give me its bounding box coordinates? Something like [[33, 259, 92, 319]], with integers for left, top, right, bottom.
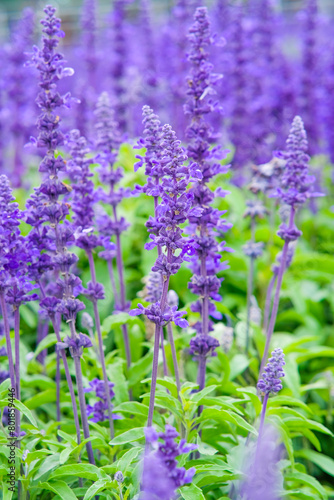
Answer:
[[260, 117, 322, 375], [27, 5, 94, 464], [85, 378, 120, 423], [184, 7, 231, 391], [258, 348, 285, 396], [140, 425, 196, 499], [132, 118, 197, 425]]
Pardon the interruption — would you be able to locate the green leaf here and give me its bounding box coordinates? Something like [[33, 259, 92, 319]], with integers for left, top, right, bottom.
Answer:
[[33, 453, 61, 481], [267, 396, 312, 414], [229, 354, 250, 380], [24, 389, 56, 410], [32, 334, 58, 359], [117, 447, 141, 474], [128, 352, 153, 387], [110, 427, 145, 446], [38, 480, 78, 499], [285, 472, 328, 499], [296, 450, 334, 477], [0, 398, 38, 427], [83, 479, 114, 500], [50, 464, 108, 482], [179, 483, 205, 500], [190, 386, 217, 404], [200, 409, 257, 435], [102, 313, 141, 332]]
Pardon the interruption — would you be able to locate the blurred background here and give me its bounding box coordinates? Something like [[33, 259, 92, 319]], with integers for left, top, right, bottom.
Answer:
[[0, 0, 333, 40]]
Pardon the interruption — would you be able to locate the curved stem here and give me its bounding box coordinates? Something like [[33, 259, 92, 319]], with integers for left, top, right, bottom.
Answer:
[[0, 294, 15, 389], [245, 256, 255, 354], [255, 393, 269, 461], [107, 259, 119, 305], [166, 322, 181, 402], [14, 308, 21, 439], [263, 274, 277, 334], [56, 349, 61, 441], [69, 321, 95, 465], [160, 328, 168, 377], [147, 274, 170, 427], [260, 207, 295, 375], [87, 250, 115, 439]]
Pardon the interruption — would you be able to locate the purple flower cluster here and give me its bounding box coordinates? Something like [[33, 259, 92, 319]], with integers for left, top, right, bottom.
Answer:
[[273, 116, 320, 209], [140, 425, 196, 499], [184, 8, 231, 373], [84, 378, 119, 423], [257, 348, 285, 395]]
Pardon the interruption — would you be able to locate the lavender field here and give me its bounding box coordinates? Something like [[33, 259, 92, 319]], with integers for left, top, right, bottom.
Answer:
[[0, 0, 334, 499]]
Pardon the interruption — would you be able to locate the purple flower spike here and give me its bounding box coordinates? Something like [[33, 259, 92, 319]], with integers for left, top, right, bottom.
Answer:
[[183, 7, 231, 388], [257, 348, 285, 395], [84, 378, 118, 423], [272, 116, 323, 209], [140, 425, 196, 499]]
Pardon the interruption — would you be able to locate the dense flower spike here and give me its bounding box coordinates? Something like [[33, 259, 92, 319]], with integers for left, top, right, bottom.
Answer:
[[184, 7, 231, 391], [84, 378, 119, 423], [260, 117, 321, 373], [258, 348, 285, 395], [272, 116, 321, 210], [28, 5, 95, 465], [140, 425, 196, 499]]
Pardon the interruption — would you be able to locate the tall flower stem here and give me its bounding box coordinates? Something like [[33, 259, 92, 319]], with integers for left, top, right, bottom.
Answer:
[[53, 319, 81, 446], [107, 259, 119, 305], [87, 250, 115, 439], [113, 207, 131, 371], [69, 321, 95, 465], [245, 219, 256, 353], [263, 274, 276, 333], [255, 392, 269, 461], [14, 307, 21, 438], [147, 269, 171, 427], [56, 348, 61, 441], [166, 322, 181, 402], [38, 281, 81, 446], [260, 207, 295, 374], [0, 294, 15, 389]]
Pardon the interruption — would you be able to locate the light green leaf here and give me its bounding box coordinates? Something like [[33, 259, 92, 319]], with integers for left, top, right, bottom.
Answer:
[[24, 389, 56, 410], [50, 464, 108, 481], [296, 449, 334, 477], [179, 483, 205, 500], [32, 334, 58, 359], [83, 479, 114, 500], [110, 427, 145, 446], [285, 472, 328, 499], [38, 480, 78, 499]]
